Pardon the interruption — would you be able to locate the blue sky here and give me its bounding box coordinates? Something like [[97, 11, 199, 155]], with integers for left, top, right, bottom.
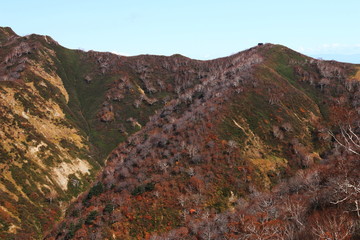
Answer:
[[1, 0, 360, 62]]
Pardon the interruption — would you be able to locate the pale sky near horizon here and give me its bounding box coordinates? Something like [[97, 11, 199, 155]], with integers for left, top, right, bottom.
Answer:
[[1, 0, 360, 62]]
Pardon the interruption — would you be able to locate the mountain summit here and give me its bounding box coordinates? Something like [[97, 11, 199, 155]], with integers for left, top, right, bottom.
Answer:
[[0, 28, 359, 239]]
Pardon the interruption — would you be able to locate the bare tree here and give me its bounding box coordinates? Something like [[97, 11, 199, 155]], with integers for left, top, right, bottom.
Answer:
[[158, 161, 169, 173], [329, 124, 360, 155], [282, 197, 306, 229], [312, 214, 355, 240], [331, 178, 360, 217]]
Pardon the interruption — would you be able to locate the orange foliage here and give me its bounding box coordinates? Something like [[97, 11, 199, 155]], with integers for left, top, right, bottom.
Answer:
[[144, 231, 151, 240], [189, 209, 197, 214], [74, 228, 87, 239]]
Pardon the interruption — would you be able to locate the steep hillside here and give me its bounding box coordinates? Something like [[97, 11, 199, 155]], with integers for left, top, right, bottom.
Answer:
[[0, 27, 103, 239], [52, 47, 205, 159], [1, 27, 360, 239], [45, 42, 360, 239], [0, 27, 208, 239]]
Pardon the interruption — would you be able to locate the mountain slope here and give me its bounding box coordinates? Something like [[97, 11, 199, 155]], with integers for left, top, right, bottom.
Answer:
[[1, 27, 360, 239], [0, 27, 105, 238], [45, 43, 360, 239], [0, 27, 208, 238], [0, 27, 239, 238]]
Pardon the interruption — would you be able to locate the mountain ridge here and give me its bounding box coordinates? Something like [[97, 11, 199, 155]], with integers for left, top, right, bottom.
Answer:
[[0, 27, 359, 239]]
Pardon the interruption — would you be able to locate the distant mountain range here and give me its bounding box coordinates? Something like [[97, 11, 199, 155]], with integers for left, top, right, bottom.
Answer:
[[311, 53, 360, 64]]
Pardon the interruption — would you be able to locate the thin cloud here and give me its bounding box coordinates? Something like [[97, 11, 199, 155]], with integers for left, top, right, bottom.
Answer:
[[297, 44, 360, 55]]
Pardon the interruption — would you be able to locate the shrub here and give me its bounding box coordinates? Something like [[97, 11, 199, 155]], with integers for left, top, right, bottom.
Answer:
[[85, 210, 98, 225], [82, 182, 104, 205], [131, 182, 155, 196], [104, 203, 114, 214], [88, 182, 104, 199]]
